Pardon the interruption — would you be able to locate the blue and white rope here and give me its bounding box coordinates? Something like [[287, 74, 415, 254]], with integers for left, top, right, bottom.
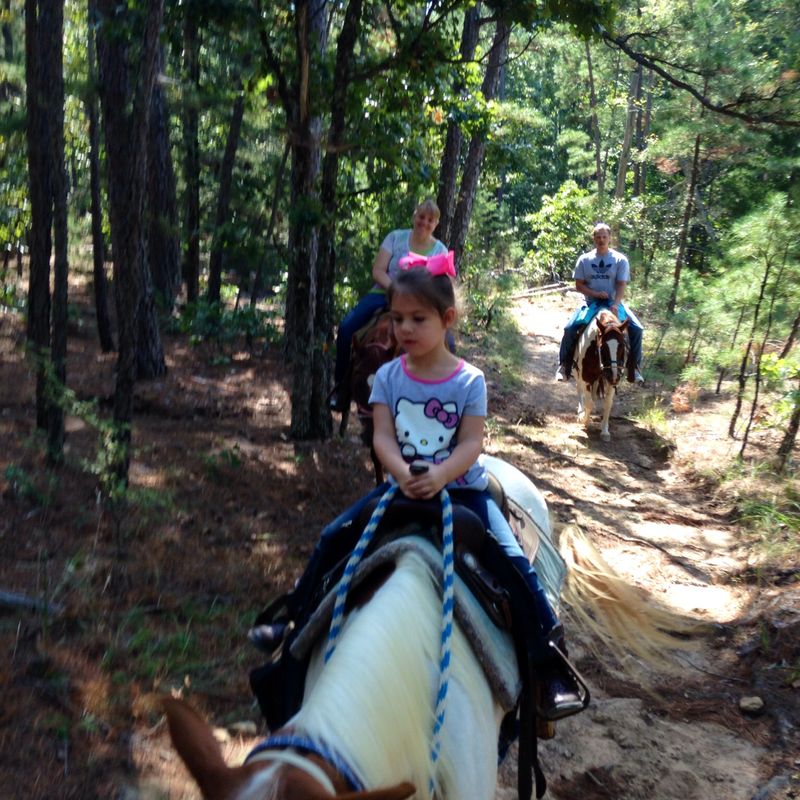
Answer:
[[429, 488, 455, 796], [325, 483, 398, 662]]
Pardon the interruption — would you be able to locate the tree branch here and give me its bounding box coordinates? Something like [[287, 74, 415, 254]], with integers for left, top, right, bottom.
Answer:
[[601, 29, 800, 128]]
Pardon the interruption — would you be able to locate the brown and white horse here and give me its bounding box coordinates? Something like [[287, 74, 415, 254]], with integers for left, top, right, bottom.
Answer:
[[574, 309, 629, 442]]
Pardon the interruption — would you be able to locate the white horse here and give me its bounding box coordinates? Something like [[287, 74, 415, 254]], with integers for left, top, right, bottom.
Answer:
[[164, 458, 690, 800], [164, 549, 507, 800], [574, 308, 629, 442]]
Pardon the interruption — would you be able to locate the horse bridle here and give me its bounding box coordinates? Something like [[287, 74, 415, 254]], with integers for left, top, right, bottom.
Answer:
[[598, 327, 626, 381], [245, 732, 365, 793]]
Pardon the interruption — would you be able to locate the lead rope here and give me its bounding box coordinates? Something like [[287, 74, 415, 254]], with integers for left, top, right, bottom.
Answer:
[[323, 484, 456, 800], [325, 483, 398, 662], [429, 487, 455, 798]]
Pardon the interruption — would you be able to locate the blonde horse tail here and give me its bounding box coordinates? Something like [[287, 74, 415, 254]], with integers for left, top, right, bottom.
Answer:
[[558, 525, 702, 676]]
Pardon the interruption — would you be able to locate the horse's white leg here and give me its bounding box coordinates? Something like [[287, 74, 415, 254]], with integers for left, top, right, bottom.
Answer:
[[577, 379, 592, 428], [600, 386, 615, 441]]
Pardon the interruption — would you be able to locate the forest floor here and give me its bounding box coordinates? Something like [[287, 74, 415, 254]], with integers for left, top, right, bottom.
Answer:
[[1, 274, 799, 799]]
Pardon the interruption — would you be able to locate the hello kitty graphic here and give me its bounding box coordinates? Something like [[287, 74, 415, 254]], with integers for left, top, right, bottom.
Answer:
[[395, 396, 460, 462]]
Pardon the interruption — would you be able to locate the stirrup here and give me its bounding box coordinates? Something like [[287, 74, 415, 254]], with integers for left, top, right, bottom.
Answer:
[[535, 638, 591, 722]]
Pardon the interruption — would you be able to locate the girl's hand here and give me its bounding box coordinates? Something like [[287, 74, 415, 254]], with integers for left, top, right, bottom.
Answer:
[[402, 461, 448, 500]]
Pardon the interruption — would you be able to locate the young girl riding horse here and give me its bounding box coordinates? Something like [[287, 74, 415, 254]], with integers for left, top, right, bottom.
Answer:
[[252, 257, 582, 723]]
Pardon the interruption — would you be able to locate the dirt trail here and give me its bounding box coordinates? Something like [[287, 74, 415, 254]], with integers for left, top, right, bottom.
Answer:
[[490, 294, 798, 800]]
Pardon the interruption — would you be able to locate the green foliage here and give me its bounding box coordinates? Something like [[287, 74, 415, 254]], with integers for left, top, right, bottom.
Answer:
[[522, 181, 594, 283], [173, 298, 281, 355]]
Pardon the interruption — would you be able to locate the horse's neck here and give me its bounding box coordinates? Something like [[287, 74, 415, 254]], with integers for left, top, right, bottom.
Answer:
[[293, 554, 499, 799]]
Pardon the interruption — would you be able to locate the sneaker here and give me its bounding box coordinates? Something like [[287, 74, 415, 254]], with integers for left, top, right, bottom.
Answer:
[[555, 365, 569, 382], [633, 369, 644, 384], [248, 622, 288, 655]]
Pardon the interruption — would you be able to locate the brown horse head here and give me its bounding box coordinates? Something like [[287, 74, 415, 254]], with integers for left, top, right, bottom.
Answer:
[[595, 309, 629, 387], [351, 311, 398, 417]]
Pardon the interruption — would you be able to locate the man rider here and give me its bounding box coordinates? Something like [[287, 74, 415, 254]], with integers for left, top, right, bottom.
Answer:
[[555, 222, 644, 383]]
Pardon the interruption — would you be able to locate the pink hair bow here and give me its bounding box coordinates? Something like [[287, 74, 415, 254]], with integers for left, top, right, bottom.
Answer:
[[398, 250, 456, 278], [424, 398, 459, 429]]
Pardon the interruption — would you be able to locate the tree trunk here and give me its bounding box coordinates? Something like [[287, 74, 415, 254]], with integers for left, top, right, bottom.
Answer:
[[449, 18, 510, 268], [86, 0, 114, 352], [740, 250, 787, 457], [207, 82, 246, 304], [182, 9, 201, 303], [776, 379, 800, 471], [436, 3, 481, 244], [635, 69, 654, 197], [585, 40, 604, 198], [315, 0, 363, 435], [613, 64, 640, 202], [2, 0, 12, 60], [97, 0, 165, 480], [667, 132, 701, 316], [284, 0, 327, 439], [728, 254, 772, 438], [147, 47, 181, 313], [25, 0, 53, 430], [44, 0, 68, 464], [779, 306, 800, 359]]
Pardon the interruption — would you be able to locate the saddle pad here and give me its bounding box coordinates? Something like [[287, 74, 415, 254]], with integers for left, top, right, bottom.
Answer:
[[290, 535, 522, 712], [483, 455, 567, 614]]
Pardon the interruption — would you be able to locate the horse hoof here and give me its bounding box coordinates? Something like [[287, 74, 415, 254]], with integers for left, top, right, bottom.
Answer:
[[601, 432, 611, 442]]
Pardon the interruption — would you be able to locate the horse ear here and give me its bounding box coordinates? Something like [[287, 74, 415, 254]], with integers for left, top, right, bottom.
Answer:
[[620, 318, 630, 331], [162, 696, 252, 800], [336, 782, 416, 800]]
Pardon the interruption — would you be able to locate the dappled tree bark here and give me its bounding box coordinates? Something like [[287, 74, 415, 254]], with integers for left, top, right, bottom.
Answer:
[[282, 0, 328, 439], [96, 0, 165, 479], [449, 18, 509, 268], [25, 0, 53, 430], [45, 0, 68, 463], [436, 3, 481, 244], [207, 81, 245, 305], [86, 0, 114, 352], [315, 0, 363, 434], [182, 9, 201, 303], [147, 48, 181, 313], [667, 132, 701, 316]]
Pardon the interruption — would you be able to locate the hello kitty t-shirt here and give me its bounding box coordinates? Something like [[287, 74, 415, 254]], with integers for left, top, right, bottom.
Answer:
[[369, 354, 489, 491]]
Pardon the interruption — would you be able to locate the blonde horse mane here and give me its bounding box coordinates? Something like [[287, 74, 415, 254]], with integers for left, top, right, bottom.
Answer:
[[558, 524, 702, 679]]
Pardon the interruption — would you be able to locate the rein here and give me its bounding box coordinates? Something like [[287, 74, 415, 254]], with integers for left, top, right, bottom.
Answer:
[[245, 733, 362, 793], [324, 482, 457, 796]]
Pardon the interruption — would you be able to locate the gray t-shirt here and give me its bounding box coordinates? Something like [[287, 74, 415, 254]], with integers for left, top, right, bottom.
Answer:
[[369, 355, 488, 490], [379, 229, 448, 284], [573, 247, 630, 299]]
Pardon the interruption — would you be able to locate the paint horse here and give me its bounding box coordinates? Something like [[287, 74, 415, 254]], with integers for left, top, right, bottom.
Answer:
[[337, 311, 399, 484], [163, 457, 568, 800], [574, 308, 629, 442], [163, 455, 692, 800]]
